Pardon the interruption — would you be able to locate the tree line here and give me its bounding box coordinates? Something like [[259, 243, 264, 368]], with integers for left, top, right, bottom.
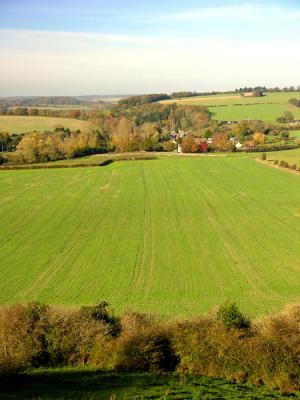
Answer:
[[2, 300, 300, 392], [0, 96, 88, 107], [3, 104, 210, 163], [289, 98, 300, 108]]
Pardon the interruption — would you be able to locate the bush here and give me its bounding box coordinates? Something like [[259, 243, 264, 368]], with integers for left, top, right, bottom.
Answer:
[[279, 160, 289, 168], [261, 153, 267, 161], [113, 327, 178, 372], [46, 310, 110, 366], [0, 305, 31, 376], [0, 154, 7, 165], [290, 164, 297, 170], [273, 159, 278, 165], [217, 301, 251, 330], [80, 301, 120, 336]]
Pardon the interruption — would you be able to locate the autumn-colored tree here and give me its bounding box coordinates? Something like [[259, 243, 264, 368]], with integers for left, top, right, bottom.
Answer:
[[27, 108, 39, 116], [252, 132, 265, 144], [231, 121, 250, 140], [212, 132, 232, 151], [112, 118, 139, 152], [180, 135, 198, 153]]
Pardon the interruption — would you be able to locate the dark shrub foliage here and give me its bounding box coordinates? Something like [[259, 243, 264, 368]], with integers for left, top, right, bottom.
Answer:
[[80, 301, 120, 336], [217, 301, 251, 329], [114, 329, 178, 372]]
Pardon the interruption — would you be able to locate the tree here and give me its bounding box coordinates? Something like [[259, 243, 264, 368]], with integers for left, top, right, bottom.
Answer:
[[112, 118, 139, 152], [252, 132, 265, 144], [180, 135, 198, 153], [283, 111, 294, 121], [217, 301, 250, 329], [27, 108, 39, 116], [231, 122, 250, 141], [0, 132, 9, 152], [212, 132, 232, 151]]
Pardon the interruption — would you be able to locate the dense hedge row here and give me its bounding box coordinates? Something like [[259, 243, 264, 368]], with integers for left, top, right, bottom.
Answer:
[[0, 156, 157, 171], [2, 301, 300, 392]]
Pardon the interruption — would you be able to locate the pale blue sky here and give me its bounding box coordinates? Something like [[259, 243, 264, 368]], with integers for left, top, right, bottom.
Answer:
[[0, 0, 299, 95]]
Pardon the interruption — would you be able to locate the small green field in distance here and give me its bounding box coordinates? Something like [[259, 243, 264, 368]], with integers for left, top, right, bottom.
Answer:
[[0, 116, 91, 133], [161, 92, 300, 122], [266, 147, 300, 167], [1, 156, 300, 316], [1, 368, 296, 399]]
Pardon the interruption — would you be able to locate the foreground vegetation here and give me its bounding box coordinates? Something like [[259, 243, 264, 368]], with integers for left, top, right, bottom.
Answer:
[[3, 301, 300, 395], [1, 157, 300, 315], [3, 368, 298, 399]]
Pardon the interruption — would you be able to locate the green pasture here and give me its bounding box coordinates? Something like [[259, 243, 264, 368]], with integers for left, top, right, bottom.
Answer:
[[208, 103, 300, 122], [1, 156, 300, 316], [161, 92, 300, 122], [0, 116, 91, 133], [266, 147, 300, 167], [291, 130, 300, 138]]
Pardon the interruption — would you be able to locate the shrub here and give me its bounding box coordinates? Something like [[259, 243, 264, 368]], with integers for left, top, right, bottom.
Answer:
[[261, 153, 267, 161], [217, 301, 251, 330], [80, 301, 120, 336], [0, 154, 7, 165], [113, 327, 178, 372], [46, 310, 110, 366], [290, 164, 297, 170], [279, 160, 289, 168], [273, 159, 278, 165], [0, 305, 31, 376]]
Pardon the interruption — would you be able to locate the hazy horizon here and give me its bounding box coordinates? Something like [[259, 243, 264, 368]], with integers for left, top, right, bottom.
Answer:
[[0, 0, 299, 96]]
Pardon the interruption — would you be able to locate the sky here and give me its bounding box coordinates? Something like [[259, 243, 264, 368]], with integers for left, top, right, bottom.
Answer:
[[0, 0, 299, 96]]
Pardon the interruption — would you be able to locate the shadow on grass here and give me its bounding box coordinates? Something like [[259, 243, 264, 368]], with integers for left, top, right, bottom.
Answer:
[[1, 369, 299, 399]]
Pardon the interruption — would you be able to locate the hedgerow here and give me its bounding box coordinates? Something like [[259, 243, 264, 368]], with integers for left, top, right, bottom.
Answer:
[[2, 301, 300, 392]]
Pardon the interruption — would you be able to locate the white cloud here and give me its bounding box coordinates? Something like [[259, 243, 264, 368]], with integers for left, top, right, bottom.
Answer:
[[155, 4, 300, 22], [0, 29, 299, 95]]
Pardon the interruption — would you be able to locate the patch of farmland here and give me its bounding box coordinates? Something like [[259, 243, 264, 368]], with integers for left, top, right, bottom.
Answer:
[[0, 116, 91, 133], [266, 147, 300, 168], [208, 103, 300, 122], [0, 157, 300, 316], [161, 92, 300, 122]]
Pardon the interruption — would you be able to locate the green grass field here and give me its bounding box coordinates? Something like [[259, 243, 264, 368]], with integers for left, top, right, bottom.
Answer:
[[2, 368, 297, 399], [161, 92, 300, 122], [265, 147, 300, 167], [0, 116, 91, 133], [291, 130, 300, 138], [1, 156, 300, 316]]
